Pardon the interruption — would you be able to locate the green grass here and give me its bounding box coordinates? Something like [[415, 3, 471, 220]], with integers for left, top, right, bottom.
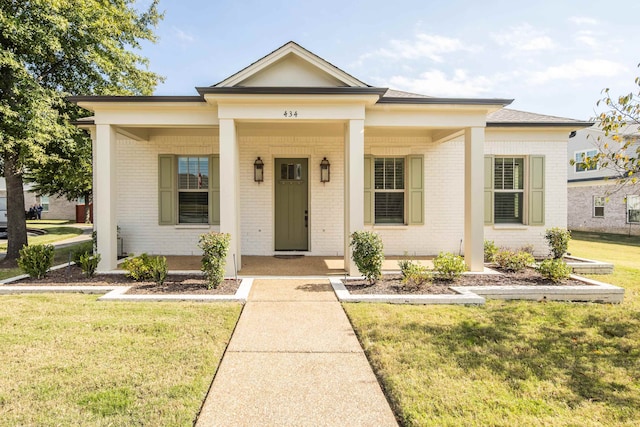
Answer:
[[0, 295, 241, 426], [0, 222, 85, 251], [0, 242, 91, 281], [344, 232, 640, 426]]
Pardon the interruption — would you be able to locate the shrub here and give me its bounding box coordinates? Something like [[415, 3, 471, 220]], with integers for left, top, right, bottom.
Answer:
[[72, 241, 94, 264], [148, 255, 168, 286], [199, 232, 231, 289], [350, 231, 384, 284], [537, 258, 572, 283], [494, 249, 535, 272], [519, 244, 535, 256], [77, 253, 101, 278], [484, 240, 498, 263], [122, 253, 153, 281], [433, 251, 466, 281], [18, 244, 54, 279], [545, 227, 571, 259], [398, 259, 432, 289]]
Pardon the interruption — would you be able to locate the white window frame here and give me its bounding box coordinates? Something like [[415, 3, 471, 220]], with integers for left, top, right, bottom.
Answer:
[[574, 149, 598, 173], [493, 157, 526, 224], [627, 195, 640, 224], [177, 156, 209, 224], [593, 196, 605, 218], [373, 157, 406, 225]]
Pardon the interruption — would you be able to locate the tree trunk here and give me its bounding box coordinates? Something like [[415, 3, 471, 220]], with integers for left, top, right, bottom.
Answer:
[[2, 153, 28, 266], [84, 192, 92, 224]]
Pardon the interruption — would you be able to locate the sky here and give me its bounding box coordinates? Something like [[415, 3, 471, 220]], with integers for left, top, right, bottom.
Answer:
[[136, 0, 639, 120]]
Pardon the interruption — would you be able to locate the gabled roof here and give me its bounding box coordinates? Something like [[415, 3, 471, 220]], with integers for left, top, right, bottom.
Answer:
[[211, 41, 369, 88], [487, 108, 593, 127]]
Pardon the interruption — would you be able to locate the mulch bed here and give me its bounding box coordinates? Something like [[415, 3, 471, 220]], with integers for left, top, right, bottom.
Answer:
[[9, 265, 241, 295], [344, 268, 588, 295]]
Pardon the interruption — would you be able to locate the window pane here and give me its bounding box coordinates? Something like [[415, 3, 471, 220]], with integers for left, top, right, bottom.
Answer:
[[374, 159, 384, 189], [494, 158, 523, 190], [375, 192, 404, 224], [395, 158, 404, 189], [178, 192, 208, 224], [494, 192, 523, 224], [628, 195, 640, 223], [199, 157, 209, 189], [594, 206, 604, 217], [178, 157, 189, 189], [188, 157, 198, 188]]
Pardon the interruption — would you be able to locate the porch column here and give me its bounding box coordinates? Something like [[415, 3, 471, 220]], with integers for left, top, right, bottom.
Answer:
[[95, 124, 118, 271], [464, 127, 485, 272], [219, 119, 240, 276], [344, 119, 365, 275]]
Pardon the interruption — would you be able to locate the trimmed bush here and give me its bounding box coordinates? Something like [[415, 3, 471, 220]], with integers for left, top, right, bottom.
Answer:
[[199, 232, 230, 289], [350, 231, 384, 284], [484, 240, 498, 263], [18, 244, 55, 279], [72, 242, 94, 264], [545, 227, 571, 259], [122, 253, 153, 281], [149, 255, 168, 286], [77, 253, 101, 278], [537, 258, 572, 283], [494, 249, 535, 272], [433, 251, 466, 281], [398, 259, 432, 289]]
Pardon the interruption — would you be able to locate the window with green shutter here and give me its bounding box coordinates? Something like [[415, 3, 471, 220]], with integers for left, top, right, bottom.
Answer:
[[158, 155, 220, 225]]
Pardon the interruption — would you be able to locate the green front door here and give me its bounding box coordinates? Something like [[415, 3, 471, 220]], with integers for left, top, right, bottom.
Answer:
[[275, 158, 308, 251]]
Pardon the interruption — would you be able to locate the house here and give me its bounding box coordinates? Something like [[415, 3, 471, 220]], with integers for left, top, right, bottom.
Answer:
[[567, 125, 640, 235], [70, 41, 591, 274], [0, 178, 79, 223]]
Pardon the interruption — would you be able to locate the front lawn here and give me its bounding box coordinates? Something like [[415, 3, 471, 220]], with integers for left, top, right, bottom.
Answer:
[[0, 295, 241, 426], [344, 232, 640, 426], [0, 221, 85, 251]]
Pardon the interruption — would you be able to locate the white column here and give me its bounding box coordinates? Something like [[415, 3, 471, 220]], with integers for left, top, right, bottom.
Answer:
[[219, 119, 240, 276], [464, 127, 485, 272], [95, 124, 118, 271], [344, 119, 365, 275]]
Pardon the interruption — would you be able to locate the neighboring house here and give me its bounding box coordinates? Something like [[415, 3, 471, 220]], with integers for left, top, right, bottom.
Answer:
[[0, 178, 78, 223], [71, 41, 591, 273], [567, 125, 640, 235]]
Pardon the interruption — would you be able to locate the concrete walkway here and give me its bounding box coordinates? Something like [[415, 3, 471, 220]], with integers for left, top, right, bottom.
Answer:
[[196, 279, 398, 426]]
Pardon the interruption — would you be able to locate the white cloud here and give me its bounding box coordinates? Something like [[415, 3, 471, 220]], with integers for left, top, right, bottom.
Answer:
[[172, 27, 195, 44], [360, 33, 479, 63], [491, 23, 556, 52], [385, 69, 494, 97], [528, 59, 626, 84], [569, 16, 599, 25], [574, 30, 600, 49]]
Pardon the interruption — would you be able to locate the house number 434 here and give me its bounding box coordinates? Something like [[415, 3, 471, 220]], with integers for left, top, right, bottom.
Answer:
[[283, 110, 298, 118]]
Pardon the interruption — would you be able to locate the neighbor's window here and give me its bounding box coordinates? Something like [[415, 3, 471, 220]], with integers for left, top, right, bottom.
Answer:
[[39, 195, 49, 212], [593, 196, 605, 218], [494, 157, 524, 223], [575, 149, 598, 172], [177, 157, 209, 223], [627, 195, 640, 224], [374, 158, 404, 224]]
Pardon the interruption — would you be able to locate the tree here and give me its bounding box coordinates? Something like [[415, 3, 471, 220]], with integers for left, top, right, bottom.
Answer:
[[0, 0, 163, 265], [582, 64, 640, 188]]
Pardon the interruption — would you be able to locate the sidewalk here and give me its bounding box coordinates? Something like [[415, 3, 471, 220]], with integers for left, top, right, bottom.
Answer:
[[196, 279, 398, 426]]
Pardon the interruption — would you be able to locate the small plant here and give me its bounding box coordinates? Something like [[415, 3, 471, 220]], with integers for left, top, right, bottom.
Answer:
[[484, 240, 498, 263], [350, 231, 384, 284], [545, 227, 571, 259], [122, 253, 153, 281], [199, 232, 231, 289], [72, 242, 94, 264], [398, 259, 432, 289], [433, 251, 466, 281], [77, 253, 101, 278], [18, 244, 54, 279], [494, 249, 535, 272], [148, 255, 168, 286], [537, 258, 572, 283], [519, 244, 535, 256]]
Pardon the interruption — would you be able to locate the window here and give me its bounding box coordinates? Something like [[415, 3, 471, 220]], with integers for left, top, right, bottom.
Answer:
[[575, 149, 598, 172], [177, 157, 209, 224], [39, 195, 49, 212], [494, 157, 524, 223], [627, 195, 640, 224], [593, 196, 605, 218], [374, 158, 405, 224]]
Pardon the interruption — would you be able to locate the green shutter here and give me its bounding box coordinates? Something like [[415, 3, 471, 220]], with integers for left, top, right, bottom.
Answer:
[[484, 155, 494, 225], [158, 155, 176, 225], [209, 155, 220, 225], [407, 155, 424, 225], [528, 155, 545, 225], [364, 155, 373, 225]]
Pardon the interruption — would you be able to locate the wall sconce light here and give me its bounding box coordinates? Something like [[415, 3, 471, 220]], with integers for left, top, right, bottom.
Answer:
[[320, 157, 330, 183], [254, 157, 264, 182]]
